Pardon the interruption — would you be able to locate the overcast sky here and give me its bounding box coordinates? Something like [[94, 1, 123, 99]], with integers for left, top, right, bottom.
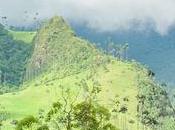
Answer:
[[0, 0, 175, 35]]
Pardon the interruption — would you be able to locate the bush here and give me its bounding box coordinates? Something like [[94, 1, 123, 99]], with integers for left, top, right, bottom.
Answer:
[[16, 116, 38, 130], [37, 124, 49, 130]]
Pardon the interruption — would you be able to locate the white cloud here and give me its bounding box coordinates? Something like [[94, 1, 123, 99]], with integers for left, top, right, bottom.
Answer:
[[0, 0, 175, 35]]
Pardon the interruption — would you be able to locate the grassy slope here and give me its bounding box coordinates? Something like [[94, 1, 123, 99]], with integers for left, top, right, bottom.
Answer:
[[0, 60, 148, 130], [25, 16, 101, 82], [0, 16, 171, 130], [8, 30, 36, 44]]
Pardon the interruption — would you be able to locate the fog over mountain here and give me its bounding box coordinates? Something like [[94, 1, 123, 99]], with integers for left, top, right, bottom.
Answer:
[[73, 24, 175, 87], [1, 0, 175, 35], [1, 1, 175, 130], [1, 0, 175, 86]]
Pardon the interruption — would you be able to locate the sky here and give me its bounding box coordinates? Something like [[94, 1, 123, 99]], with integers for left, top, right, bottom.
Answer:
[[1, 0, 175, 35]]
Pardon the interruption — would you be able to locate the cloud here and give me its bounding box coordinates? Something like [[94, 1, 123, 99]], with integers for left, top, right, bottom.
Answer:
[[0, 0, 175, 35]]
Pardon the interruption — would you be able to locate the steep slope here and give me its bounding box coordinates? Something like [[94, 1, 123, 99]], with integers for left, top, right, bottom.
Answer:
[[0, 16, 174, 130], [25, 16, 102, 81], [73, 24, 175, 86], [1, 60, 144, 130], [0, 24, 35, 88]]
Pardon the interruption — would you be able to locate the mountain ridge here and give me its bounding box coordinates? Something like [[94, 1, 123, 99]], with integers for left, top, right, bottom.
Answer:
[[25, 16, 105, 82], [0, 16, 175, 130]]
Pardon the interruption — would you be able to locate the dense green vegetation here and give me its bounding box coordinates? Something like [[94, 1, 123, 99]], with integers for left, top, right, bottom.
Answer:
[[0, 24, 35, 90], [0, 16, 175, 130]]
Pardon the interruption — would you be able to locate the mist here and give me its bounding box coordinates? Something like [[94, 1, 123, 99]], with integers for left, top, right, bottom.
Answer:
[[1, 0, 175, 35]]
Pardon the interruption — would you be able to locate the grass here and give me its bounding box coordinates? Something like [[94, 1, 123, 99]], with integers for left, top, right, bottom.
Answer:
[[8, 30, 36, 43], [0, 59, 150, 130], [0, 16, 162, 130]]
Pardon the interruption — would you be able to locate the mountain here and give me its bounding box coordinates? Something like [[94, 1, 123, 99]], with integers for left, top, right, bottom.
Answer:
[[25, 16, 102, 81], [0, 16, 174, 130], [72, 24, 175, 87]]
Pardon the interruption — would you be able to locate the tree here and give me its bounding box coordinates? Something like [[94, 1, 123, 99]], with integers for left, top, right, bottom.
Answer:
[[0, 121, 2, 130], [106, 41, 129, 60], [43, 80, 118, 130], [45, 86, 80, 130], [0, 104, 8, 123], [73, 101, 116, 130], [37, 124, 49, 130], [73, 79, 117, 130], [16, 116, 38, 130]]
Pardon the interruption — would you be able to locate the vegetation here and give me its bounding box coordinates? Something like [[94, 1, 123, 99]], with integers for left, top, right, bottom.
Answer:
[[42, 84, 119, 130], [137, 77, 175, 129], [0, 16, 174, 130], [105, 40, 129, 60], [16, 115, 38, 130], [25, 16, 105, 81], [0, 24, 35, 89], [8, 30, 36, 44]]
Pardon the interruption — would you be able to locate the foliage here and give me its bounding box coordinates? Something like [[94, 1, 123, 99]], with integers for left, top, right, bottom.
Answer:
[[105, 40, 129, 60], [0, 16, 175, 130], [161, 117, 175, 130], [25, 16, 107, 81], [73, 101, 114, 130], [137, 77, 175, 129], [0, 24, 34, 87], [37, 124, 49, 130], [16, 116, 38, 130], [0, 104, 9, 122], [43, 81, 119, 130]]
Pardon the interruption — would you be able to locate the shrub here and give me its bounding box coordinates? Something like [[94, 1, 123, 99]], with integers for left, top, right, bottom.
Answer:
[[37, 124, 49, 130], [16, 116, 38, 130]]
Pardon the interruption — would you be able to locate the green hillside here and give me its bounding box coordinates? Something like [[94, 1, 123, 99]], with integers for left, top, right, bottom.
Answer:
[[8, 30, 36, 44], [25, 16, 103, 81], [0, 16, 175, 130], [0, 25, 36, 89]]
